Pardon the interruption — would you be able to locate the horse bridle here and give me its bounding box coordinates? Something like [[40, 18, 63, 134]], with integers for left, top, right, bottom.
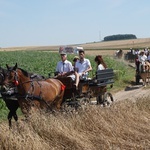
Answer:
[[13, 71, 19, 86], [11, 70, 41, 96], [11, 70, 31, 86], [6, 69, 59, 110], [11, 70, 52, 109]]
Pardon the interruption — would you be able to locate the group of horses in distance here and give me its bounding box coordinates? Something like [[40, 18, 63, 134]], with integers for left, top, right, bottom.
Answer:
[[0, 63, 65, 128], [115, 49, 150, 86]]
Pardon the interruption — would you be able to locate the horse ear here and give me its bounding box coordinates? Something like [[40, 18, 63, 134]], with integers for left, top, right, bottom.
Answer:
[[14, 63, 18, 70], [6, 64, 9, 70]]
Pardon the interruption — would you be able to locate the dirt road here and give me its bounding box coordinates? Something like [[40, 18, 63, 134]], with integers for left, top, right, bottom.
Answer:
[[113, 84, 150, 102]]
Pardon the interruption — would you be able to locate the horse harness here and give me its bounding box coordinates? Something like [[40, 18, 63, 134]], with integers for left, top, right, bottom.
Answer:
[[9, 70, 62, 110]]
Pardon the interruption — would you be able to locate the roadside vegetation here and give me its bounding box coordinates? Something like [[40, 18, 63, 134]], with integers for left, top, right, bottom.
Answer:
[[0, 50, 149, 150]]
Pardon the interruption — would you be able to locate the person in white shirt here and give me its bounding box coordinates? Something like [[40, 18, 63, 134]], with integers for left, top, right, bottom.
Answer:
[[56, 51, 79, 89], [75, 50, 92, 80], [94, 55, 107, 70], [138, 51, 147, 72], [56, 52, 74, 76]]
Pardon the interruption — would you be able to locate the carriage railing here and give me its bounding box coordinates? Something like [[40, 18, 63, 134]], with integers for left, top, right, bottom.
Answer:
[[89, 69, 114, 86]]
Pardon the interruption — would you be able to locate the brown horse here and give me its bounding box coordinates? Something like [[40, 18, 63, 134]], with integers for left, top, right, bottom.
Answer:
[[139, 72, 150, 86], [115, 49, 123, 59], [0, 66, 46, 128], [139, 62, 150, 86], [3, 63, 65, 116]]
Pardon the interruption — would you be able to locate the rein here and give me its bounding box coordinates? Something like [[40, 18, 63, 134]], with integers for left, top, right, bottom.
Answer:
[[19, 80, 34, 85], [12, 70, 54, 109]]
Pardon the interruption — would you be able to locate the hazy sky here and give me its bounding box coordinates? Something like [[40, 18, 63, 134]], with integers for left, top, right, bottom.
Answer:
[[0, 0, 150, 48]]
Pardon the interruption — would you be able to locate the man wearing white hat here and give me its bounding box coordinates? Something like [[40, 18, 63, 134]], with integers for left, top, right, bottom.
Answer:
[[56, 51, 73, 76], [56, 51, 79, 89]]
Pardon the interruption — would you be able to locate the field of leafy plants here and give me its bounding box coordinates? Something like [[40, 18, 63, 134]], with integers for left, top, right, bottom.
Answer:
[[0, 50, 135, 120]]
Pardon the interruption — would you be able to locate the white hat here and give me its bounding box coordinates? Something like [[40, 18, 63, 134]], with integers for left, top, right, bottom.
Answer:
[[59, 51, 67, 55]]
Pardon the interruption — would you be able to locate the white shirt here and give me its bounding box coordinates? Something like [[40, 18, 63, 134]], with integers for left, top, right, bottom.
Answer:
[[97, 64, 105, 70], [75, 58, 91, 75], [138, 55, 147, 63], [56, 60, 73, 73]]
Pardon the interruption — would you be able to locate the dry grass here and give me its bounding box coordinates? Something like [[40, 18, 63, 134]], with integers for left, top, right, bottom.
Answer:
[[0, 97, 149, 150], [1, 38, 150, 52]]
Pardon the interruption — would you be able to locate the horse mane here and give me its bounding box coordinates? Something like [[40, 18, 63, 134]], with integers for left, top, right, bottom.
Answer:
[[18, 68, 29, 77], [18, 68, 45, 79]]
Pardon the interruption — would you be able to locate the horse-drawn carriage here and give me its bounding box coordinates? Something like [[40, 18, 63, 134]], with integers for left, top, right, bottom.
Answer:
[[0, 64, 115, 128], [54, 69, 115, 110]]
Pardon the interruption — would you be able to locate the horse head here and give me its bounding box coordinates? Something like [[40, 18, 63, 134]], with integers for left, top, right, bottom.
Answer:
[[3, 63, 18, 88], [6, 62, 18, 72], [3, 63, 29, 91], [145, 61, 150, 71]]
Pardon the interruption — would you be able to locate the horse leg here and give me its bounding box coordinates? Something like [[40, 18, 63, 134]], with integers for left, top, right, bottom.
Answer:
[[56, 90, 65, 110], [12, 102, 19, 126], [143, 78, 146, 87], [7, 111, 13, 129], [7, 111, 18, 129], [148, 73, 150, 85], [13, 112, 18, 122]]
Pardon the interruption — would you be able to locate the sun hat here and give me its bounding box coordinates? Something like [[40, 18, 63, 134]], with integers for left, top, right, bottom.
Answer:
[[73, 56, 79, 59], [73, 56, 79, 61], [59, 51, 67, 55]]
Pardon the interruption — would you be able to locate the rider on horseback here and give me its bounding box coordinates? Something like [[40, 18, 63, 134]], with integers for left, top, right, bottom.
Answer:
[[138, 51, 147, 72]]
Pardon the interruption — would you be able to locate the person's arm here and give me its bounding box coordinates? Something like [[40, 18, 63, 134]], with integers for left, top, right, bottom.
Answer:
[[61, 62, 74, 76], [82, 59, 92, 74], [83, 65, 92, 74]]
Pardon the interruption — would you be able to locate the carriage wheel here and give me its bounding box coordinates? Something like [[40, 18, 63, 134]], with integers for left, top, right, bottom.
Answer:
[[79, 97, 90, 105], [78, 97, 90, 110], [103, 92, 114, 107], [96, 94, 104, 105]]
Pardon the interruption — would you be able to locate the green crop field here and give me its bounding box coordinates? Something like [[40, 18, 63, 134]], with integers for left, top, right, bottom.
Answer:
[[0, 50, 135, 85], [0, 50, 135, 120]]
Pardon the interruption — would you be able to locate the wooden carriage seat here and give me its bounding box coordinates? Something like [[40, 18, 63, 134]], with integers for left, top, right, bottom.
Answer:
[[89, 69, 114, 86]]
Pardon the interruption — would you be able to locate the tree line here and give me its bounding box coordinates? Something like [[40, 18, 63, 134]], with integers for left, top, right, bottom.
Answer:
[[104, 34, 137, 41]]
